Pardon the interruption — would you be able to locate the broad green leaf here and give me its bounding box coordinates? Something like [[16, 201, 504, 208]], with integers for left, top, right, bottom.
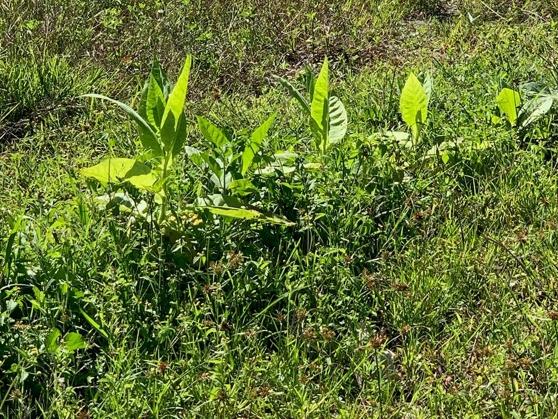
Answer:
[[160, 108, 177, 153], [161, 55, 192, 131], [400, 73, 429, 140], [241, 113, 276, 175], [327, 96, 347, 145], [161, 110, 188, 161], [140, 60, 171, 113], [63, 332, 87, 352], [145, 74, 166, 129], [81, 158, 158, 191], [150, 59, 171, 99], [139, 60, 171, 127], [203, 155, 224, 179], [171, 113, 189, 158], [82, 94, 162, 156], [274, 76, 310, 114], [496, 88, 521, 126], [197, 116, 229, 149], [310, 58, 330, 143], [46, 328, 61, 354], [520, 95, 553, 128]]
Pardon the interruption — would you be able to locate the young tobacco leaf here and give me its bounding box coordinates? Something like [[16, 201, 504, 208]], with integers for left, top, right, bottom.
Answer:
[[400, 73, 429, 140]]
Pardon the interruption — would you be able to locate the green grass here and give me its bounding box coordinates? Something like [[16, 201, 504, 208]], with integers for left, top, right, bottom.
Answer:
[[2, 1, 558, 417]]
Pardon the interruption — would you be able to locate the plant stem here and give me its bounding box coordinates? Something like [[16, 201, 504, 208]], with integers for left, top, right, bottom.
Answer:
[[158, 156, 170, 224]]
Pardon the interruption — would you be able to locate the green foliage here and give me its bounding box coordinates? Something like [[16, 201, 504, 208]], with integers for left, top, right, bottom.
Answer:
[[80, 158, 158, 191], [399, 72, 430, 140], [4, 3, 558, 418], [82, 58, 193, 222], [46, 329, 87, 354], [496, 87, 521, 126], [520, 94, 554, 128], [241, 113, 276, 176], [277, 57, 348, 153], [192, 114, 292, 225], [81, 59, 292, 227], [517, 85, 558, 133], [0, 55, 100, 141]]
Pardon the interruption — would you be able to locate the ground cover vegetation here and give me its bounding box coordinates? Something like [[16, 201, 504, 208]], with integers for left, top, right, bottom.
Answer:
[[2, 0, 558, 417]]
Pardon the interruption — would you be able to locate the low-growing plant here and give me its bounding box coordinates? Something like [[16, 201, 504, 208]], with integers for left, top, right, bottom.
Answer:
[[495, 84, 558, 143], [81, 57, 192, 223], [185, 113, 293, 224], [81, 57, 293, 227], [399, 72, 432, 142], [275, 57, 348, 154], [517, 85, 558, 133]]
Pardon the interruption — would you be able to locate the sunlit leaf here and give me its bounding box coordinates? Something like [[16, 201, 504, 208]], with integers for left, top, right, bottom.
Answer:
[[328, 96, 347, 145], [400, 73, 429, 140], [81, 158, 158, 191], [242, 113, 276, 175], [82, 94, 162, 156], [310, 57, 329, 146], [140, 60, 171, 119], [145, 74, 166, 129], [63, 332, 87, 352], [161, 55, 192, 131], [496, 88, 521, 126], [197, 116, 229, 149]]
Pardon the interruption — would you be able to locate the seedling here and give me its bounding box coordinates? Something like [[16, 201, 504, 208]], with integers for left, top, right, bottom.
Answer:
[[275, 57, 348, 154], [399, 72, 431, 142]]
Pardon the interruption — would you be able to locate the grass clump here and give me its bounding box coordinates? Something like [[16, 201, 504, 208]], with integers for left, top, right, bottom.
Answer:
[[0, 56, 101, 142]]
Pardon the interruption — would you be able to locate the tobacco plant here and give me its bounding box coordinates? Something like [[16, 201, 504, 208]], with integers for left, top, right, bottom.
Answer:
[[81, 57, 192, 223], [399, 72, 431, 142], [275, 57, 348, 154], [81, 57, 292, 226], [185, 113, 293, 224]]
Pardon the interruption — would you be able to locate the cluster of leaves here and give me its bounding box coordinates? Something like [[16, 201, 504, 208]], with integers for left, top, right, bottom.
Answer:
[[4, 32, 558, 416], [82, 57, 292, 227], [81, 57, 442, 242]]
